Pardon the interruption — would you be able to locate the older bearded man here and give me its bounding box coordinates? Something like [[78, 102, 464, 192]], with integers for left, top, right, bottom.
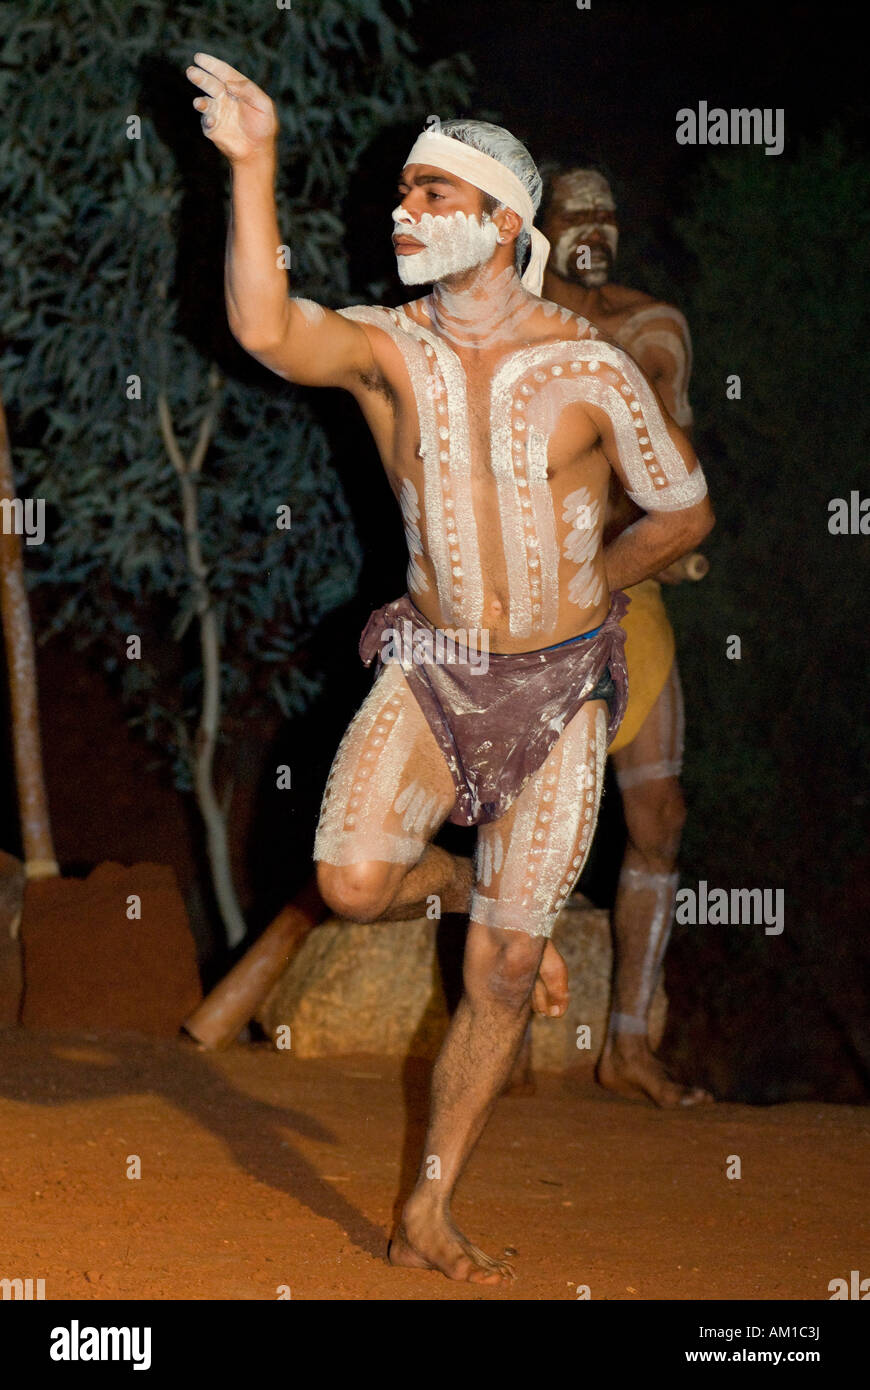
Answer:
[[187, 55, 713, 1283], [539, 166, 713, 1108]]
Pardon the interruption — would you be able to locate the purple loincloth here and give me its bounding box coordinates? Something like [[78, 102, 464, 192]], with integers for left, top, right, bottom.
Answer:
[[358, 593, 629, 827]]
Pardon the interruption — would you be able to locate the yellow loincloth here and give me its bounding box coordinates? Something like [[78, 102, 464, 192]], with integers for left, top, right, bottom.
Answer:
[[608, 579, 675, 754]]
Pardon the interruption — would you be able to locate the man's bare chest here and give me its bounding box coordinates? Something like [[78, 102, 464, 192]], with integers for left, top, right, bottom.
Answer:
[[409, 331, 602, 463], [343, 305, 618, 479]]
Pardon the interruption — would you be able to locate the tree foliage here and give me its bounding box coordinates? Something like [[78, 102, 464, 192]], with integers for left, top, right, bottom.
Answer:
[[669, 130, 870, 922], [0, 0, 473, 789]]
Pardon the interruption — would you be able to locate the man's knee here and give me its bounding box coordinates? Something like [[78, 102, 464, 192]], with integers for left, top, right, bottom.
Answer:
[[623, 779, 686, 861], [316, 859, 396, 923], [465, 924, 544, 1008]]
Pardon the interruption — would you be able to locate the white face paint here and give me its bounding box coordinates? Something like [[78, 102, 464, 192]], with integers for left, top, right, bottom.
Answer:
[[550, 218, 618, 286], [549, 225, 616, 286], [554, 170, 616, 218], [548, 171, 618, 287], [392, 206, 499, 285]]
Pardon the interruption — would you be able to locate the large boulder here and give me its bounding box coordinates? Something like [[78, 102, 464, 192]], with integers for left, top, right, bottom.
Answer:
[[258, 904, 666, 1071]]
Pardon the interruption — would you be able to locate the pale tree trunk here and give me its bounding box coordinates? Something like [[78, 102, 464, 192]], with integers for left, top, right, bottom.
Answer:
[[0, 384, 59, 886], [158, 368, 246, 948]]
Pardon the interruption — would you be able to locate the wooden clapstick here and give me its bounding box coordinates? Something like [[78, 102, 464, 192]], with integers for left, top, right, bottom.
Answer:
[[183, 877, 326, 1049], [671, 551, 709, 581]]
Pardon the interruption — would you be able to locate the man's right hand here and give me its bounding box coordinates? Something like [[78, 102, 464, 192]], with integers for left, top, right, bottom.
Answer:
[[186, 52, 278, 164], [194, 51, 376, 393]]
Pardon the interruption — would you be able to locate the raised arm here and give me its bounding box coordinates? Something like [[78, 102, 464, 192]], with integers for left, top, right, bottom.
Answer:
[[186, 52, 374, 388]]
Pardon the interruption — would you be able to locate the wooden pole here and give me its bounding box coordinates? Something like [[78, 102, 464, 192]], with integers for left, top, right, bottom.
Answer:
[[0, 384, 58, 879], [183, 880, 325, 1049]]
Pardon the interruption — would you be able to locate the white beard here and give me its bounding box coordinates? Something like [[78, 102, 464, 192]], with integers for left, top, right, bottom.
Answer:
[[393, 209, 499, 285]]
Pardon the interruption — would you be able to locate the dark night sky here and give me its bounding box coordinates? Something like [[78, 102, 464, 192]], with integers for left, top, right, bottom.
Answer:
[[345, 0, 867, 329], [413, 0, 864, 215]]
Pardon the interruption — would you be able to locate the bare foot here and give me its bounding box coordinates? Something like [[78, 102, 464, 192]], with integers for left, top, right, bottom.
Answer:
[[388, 1203, 516, 1285], [531, 939, 570, 1018], [596, 1038, 714, 1107]]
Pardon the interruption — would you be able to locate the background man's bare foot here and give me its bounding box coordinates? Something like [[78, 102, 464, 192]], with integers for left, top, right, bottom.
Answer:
[[531, 939, 570, 1018], [597, 1037, 714, 1107], [388, 1206, 516, 1285]]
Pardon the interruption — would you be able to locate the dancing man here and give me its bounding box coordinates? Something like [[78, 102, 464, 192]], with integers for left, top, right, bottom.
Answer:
[[540, 166, 712, 1106], [187, 54, 713, 1283]]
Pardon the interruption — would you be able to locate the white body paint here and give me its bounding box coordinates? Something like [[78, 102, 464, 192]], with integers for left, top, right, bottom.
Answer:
[[547, 173, 693, 423], [550, 220, 618, 285], [314, 645, 611, 942], [399, 479, 429, 596], [562, 487, 604, 610], [609, 664, 686, 1027], [470, 704, 608, 936], [614, 661, 686, 791], [393, 779, 442, 836], [614, 305, 694, 428], [338, 300, 706, 638], [609, 865, 680, 1033], [291, 297, 326, 325], [430, 263, 537, 348], [313, 660, 454, 866], [475, 830, 504, 888], [314, 151, 700, 920]]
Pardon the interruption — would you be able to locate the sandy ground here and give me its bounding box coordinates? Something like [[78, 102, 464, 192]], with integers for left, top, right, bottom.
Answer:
[[0, 1028, 865, 1302]]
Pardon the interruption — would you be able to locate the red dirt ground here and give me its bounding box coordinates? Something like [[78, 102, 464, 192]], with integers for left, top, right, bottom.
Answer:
[[0, 1029, 864, 1301]]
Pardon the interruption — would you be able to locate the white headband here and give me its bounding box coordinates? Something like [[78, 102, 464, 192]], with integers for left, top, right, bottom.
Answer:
[[403, 130, 550, 295]]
